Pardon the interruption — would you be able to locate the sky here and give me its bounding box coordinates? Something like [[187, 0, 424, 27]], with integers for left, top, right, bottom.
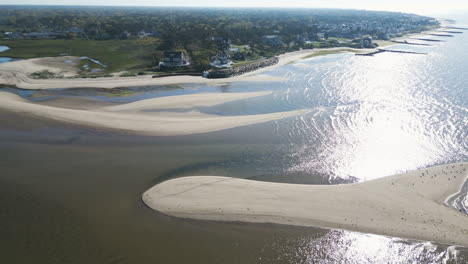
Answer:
[[1, 0, 468, 16]]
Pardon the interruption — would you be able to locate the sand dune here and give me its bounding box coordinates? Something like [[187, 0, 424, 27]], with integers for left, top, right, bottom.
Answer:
[[0, 91, 307, 136], [143, 163, 468, 247]]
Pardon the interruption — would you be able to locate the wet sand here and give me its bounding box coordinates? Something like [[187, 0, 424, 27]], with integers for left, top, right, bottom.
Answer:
[[143, 163, 468, 247], [0, 91, 307, 136]]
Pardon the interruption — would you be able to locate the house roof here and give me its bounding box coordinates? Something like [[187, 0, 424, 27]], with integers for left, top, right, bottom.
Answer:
[[164, 51, 183, 58]]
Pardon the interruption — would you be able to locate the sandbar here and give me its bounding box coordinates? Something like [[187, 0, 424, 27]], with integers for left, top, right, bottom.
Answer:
[[143, 163, 468, 247], [0, 91, 307, 136]]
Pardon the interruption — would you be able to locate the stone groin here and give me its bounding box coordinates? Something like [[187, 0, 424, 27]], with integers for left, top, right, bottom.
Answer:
[[411, 38, 445, 42], [390, 40, 432, 46], [207, 57, 279, 79], [356, 49, 427, 57], [428, 33, 454, 37]]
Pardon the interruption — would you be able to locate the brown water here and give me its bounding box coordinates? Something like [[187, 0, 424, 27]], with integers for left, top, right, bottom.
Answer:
[[1, 110, 467, 264], [2, 16, 468, 261], [0, 110, 330, 264]]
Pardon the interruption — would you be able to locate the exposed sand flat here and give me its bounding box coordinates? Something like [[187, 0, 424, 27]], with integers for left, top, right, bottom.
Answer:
[[104, 91, 272, 112], [0, 91, 307, 136], [143, 163, 468, 247]]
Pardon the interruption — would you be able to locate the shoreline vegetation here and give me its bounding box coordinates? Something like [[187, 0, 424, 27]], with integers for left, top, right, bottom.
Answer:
[[143, 163, 468, 248], [0, 7, 445, 89], [0, 24, 443, 90]]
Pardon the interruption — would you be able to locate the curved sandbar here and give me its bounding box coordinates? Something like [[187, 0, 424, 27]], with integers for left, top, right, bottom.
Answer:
[[0, 91, 307, 136], [143, 163, 468, 247]]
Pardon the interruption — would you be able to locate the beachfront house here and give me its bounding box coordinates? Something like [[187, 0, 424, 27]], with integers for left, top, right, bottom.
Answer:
[[210, 53, 232, 68], [159, 51, 190, 69], [232, 52, 246, 61], [359, 36, 377, 48], [212, 36, 232, 52], [316, 33, 326, 40]]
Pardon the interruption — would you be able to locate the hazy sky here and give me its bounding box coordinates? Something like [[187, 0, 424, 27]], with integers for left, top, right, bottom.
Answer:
[[2, 0, 468, 16]]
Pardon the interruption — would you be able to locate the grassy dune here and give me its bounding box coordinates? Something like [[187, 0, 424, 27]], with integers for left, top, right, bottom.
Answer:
[[0, 38, 160, 72]]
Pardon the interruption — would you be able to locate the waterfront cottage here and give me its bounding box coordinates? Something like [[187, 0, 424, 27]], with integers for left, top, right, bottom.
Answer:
[[159, 51, 189, 69]]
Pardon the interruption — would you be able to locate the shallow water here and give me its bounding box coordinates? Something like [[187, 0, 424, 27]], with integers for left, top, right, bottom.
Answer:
[[1, 15, 468, 264], [0, 45, 13, 63]]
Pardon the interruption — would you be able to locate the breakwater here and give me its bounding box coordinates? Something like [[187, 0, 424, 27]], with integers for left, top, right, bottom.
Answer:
[[206, 57, 279, 79], [441, 30, 463, 34], [356, 49, 428, 56], [383, 49, 427, 55], [412, 38, 445, 42], [428, 33, 454, 37], [444, 26, 468, 30], [355, 49, 386, 56], [390, 40, 432, 46]]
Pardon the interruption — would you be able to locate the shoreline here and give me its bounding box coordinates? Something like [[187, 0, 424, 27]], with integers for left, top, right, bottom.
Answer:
[[0, 90, 308, 136], [143, 163, 468, 247], [0, 24, 442, 90]]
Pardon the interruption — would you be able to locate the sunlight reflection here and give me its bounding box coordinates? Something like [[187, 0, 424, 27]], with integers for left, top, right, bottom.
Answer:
[[260, 230, 466, 264], [286, 51, 455, 181]]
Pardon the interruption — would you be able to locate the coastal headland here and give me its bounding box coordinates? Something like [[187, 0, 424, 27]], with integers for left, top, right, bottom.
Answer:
[[143, 163, 468, 247]]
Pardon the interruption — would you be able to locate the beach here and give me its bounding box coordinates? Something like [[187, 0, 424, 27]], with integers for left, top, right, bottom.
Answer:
[[143, 163, 468, 247], [0, 48, 356, 89], [0, 91, 308, 136], [1, 10, 467, 263], [0, 22, 444, 91], [0, 47, 403, 90]]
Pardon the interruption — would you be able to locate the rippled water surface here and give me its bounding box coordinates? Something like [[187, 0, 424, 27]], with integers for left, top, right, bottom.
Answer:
[[1, 15, 468, 264]]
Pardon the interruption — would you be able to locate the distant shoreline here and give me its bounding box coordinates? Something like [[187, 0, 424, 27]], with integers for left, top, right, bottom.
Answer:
[[0, 23, 444, 90]]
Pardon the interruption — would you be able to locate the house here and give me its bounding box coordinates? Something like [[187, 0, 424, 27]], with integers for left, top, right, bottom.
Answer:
[[137, 30, 156, 37], [316, 33, 326, 40], [68, 27, 82, 34], [120, 31, 132, 39], [359, 36, 377, 48], [232, 52, 246, 61], [159, 51, 189, 69], [210, 53, 231, 68], [212, 37, 231, 53], [23, 31, 57, 39], [261, 35, 283, 46]]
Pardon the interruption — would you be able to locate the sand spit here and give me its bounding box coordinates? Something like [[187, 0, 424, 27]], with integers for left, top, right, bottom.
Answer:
[[143, 163, 468, 247], [0, 91, 307, 136]]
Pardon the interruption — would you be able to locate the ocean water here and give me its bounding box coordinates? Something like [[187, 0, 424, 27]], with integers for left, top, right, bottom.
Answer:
[[0, 15, 468, 264]]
